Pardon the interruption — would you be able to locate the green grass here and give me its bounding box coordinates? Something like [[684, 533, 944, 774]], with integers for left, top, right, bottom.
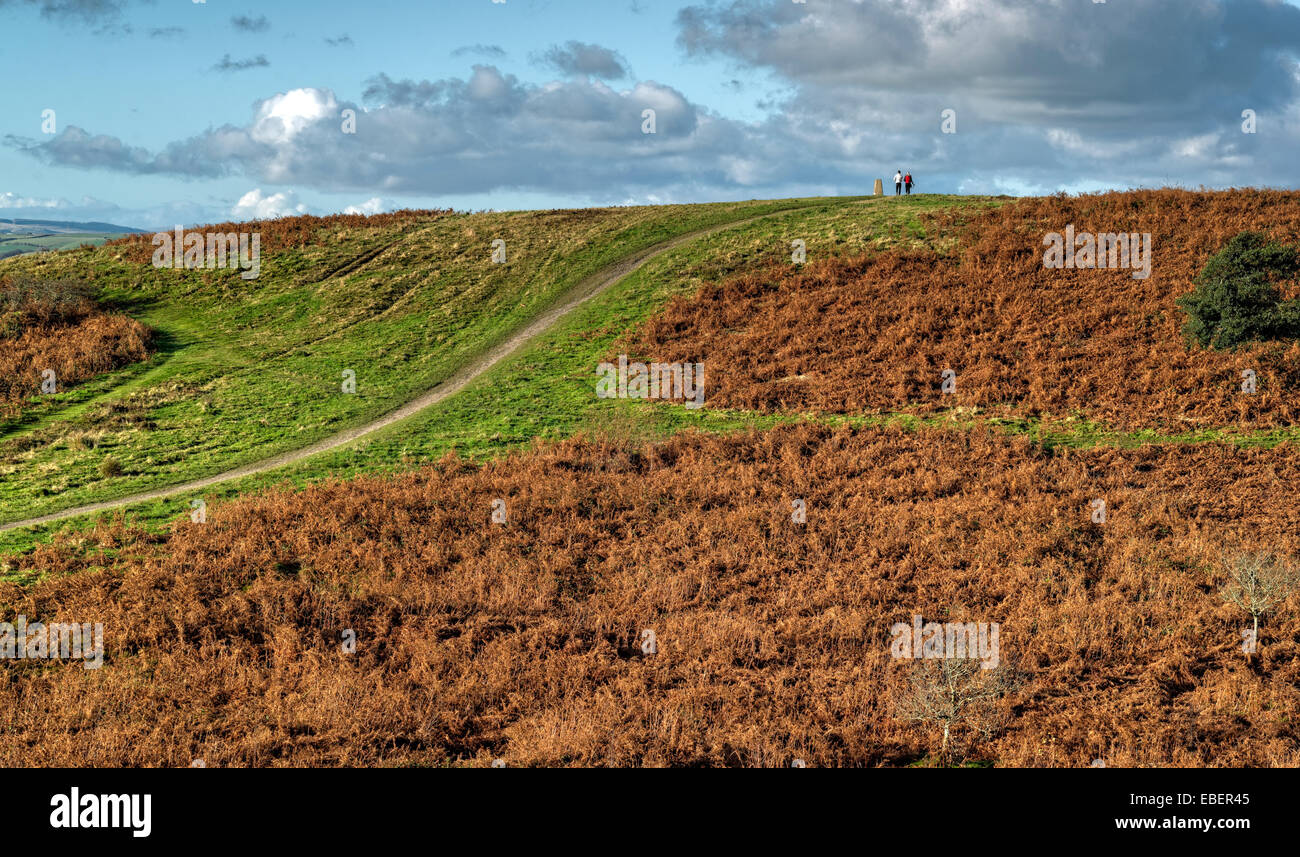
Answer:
[[0, 197, 834, 526]]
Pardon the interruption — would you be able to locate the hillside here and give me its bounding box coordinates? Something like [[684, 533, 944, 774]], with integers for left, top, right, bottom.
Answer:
[[2, 190, 1298, 768], [625, 190, 1300, 434], [4, 423, 1298, 767], [0, 194, 982, 540]]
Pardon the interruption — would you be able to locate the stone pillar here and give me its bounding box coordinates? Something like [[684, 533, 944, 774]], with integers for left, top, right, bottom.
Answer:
[[873, 179, 884, 196]]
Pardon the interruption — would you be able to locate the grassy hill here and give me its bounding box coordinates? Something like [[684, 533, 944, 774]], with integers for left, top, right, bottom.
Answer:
[[0, 194, 990, 547], [5, 190, 1298, 768]]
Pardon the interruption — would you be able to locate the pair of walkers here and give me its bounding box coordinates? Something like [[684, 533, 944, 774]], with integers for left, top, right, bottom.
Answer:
[[893, 170, 914, 195]]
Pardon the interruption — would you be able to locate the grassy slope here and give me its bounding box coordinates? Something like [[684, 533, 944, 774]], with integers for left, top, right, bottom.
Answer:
[[0, 198, 828, 529], [1, 194, 995, 560], [4, 192, 1297, 565]]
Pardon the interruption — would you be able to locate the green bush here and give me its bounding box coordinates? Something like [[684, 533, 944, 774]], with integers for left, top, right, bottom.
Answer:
[[1177, 231, 1300, 350]]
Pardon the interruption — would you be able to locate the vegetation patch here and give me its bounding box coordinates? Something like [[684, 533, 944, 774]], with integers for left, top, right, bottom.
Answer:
[[0, 274, 152, 421], [624, 190, 1300, 432], [1178, 231, 1300, 350], [2, 423, 1298, 767]]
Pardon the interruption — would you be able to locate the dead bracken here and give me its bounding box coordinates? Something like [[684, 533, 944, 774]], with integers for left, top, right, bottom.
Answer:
[[1, 423, 1297, 767]]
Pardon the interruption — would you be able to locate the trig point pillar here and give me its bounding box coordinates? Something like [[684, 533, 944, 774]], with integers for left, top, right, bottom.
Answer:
[[873, 179, 883, 196]]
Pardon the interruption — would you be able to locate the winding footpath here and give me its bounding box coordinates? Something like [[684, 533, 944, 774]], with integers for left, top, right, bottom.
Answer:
[[1, 206, 813, 534]]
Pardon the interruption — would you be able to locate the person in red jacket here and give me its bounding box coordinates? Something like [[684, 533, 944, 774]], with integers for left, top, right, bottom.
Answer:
[[904, 172, 914, 195]]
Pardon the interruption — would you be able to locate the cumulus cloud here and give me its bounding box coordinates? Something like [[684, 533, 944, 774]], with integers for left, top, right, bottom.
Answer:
[[251, 88, 339, 145], [231, 189, 308, 220], [343, 197, 387, 215], [681, 3, 1300, 129], [537, 41, 630, 80], [11, 1, 1300, 202], [679, 0, 1300, 121], [7, 68, 757, 199], [673, 0, 1300, 189], [4, 125, 236, 177]]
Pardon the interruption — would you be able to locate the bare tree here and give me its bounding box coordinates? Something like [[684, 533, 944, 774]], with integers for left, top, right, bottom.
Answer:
[[1221, 551, 1300, 660], [897, 658, 1018, 765]]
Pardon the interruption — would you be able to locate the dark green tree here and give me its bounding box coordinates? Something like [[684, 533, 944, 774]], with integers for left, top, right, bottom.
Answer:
[[1177, 231, 1300, 350]]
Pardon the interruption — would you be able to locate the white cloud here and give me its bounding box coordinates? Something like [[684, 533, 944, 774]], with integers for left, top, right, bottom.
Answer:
[[343, 197, 387, 215], [0, 192, 66, 209], [231, 188, 308, 220], [11, 1, 1300, 200], [1171, 133, 1222, 160], [1045, 129, 1144, 160], [250, 89, 339, 145]]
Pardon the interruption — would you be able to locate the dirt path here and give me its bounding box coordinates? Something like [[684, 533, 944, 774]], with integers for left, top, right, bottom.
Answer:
[[2, 207, 809, 534]]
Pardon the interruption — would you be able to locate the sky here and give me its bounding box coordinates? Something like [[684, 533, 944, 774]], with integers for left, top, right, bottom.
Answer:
[[2, 0, 1299, 229]]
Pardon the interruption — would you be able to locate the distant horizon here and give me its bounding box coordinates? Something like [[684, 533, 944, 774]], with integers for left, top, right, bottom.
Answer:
[[3, 0, 1299, 231], [23, 184, 1300, 235]]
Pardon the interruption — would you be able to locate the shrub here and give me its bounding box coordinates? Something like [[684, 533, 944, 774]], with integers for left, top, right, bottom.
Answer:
[[0, 274, 97, 334], [896, 658, 1019, 764], [68, 432, 98, 451], [1177, 231, 1300, 350], [98, 457, 124, 478]]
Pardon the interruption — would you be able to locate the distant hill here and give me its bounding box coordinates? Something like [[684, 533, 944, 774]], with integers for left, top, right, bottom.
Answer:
[[0, 217, 147, 261], [0, 217, 147, 235]]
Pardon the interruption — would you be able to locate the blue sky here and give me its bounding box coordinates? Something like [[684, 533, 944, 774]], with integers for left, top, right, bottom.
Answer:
[[3, 0, 1300, 228]]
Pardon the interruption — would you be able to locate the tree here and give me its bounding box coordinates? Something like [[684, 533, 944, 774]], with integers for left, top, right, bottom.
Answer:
[[897, 658, 1018, 765], [1220, 551, 1300, 660], [1177, 231, 1300, 350]]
